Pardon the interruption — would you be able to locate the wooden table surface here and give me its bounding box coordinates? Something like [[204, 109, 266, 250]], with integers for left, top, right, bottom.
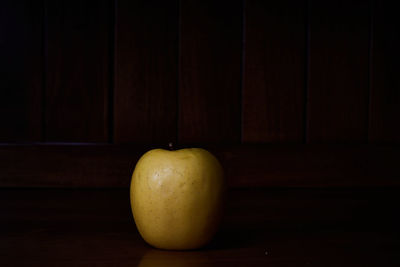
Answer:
[[1, 188, 399, 266]]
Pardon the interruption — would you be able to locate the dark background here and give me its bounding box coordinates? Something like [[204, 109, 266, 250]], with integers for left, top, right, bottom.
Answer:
[[0, 0, 399, 187], [1, 1, 400, 265]]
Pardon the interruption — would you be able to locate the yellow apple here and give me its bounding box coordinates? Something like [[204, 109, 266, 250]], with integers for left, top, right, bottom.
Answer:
[[130, 147, 226, 250]]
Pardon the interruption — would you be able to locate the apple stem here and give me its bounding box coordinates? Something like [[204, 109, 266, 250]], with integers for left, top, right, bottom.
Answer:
[[168, 142, 174, 150]]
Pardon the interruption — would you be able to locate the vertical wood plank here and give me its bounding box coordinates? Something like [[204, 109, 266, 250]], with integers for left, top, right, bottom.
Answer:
[[114, 0, 178, 144], [179, 0, 242, 144], [307, 0, 370, 142], [369, 0, 400, 143], [243, 0, 306, 143], [45, 0, 109, 142], [0, 0, 43, 142]]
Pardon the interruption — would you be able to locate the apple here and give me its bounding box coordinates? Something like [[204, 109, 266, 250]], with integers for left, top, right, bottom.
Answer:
[[130, 147, 226, 250]]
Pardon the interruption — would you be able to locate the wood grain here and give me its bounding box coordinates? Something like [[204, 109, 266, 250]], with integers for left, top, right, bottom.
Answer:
[[0, 144, 399, 188], [114, 0, 179, 144], [307, 0, 370, 142], [216, 144, 400, 187], [369, 0, 400, 143], [243, 0, 306, 143], [45, 0, 110, 142], [1, 188, 399, 266], [179, 0, 242, 144], [0, 0, 43, 142], [0, 144, 144, 187]]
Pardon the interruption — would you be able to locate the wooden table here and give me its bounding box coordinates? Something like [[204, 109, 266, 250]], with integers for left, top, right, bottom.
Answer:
[[1, 188, 399, 266]]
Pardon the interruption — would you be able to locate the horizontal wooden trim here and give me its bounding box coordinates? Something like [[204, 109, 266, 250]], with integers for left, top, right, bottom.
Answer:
[[0, 144, 399, 188]]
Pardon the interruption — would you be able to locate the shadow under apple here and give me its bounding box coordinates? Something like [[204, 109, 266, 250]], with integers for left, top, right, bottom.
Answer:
[[137, 249, 213, 267]]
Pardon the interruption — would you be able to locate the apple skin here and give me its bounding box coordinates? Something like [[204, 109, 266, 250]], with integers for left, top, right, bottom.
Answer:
[[130, 148, 226, 250]]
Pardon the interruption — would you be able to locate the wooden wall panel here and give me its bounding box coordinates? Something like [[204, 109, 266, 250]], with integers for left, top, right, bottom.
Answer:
[[0, 144, 143, 187], [243, 0, 306, 143], [114, 0, 178, 144], [45, 0, 110, 142], [369, 0, 400, 143], [179, 0, 242, 144], [307, 0, 370, 142], [0, 0, 43, 142], [1, 144, 399, 188]]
